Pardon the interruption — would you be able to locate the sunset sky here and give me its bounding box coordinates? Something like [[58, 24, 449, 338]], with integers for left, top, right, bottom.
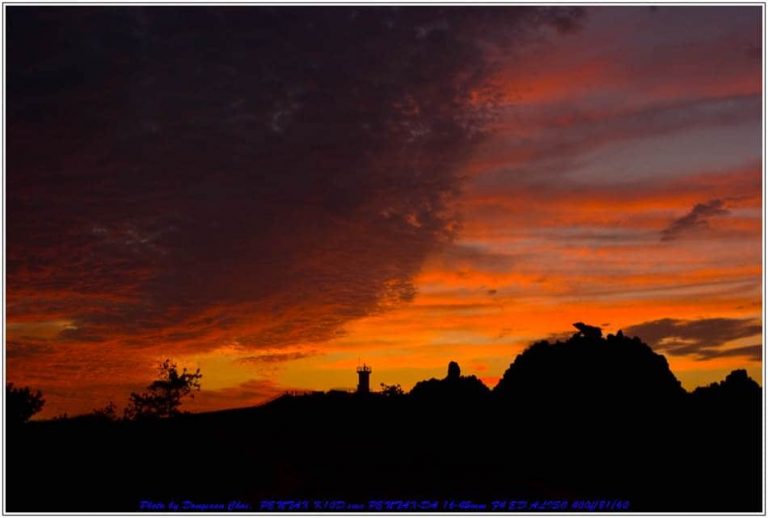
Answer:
[[6, 6, 762, 418]]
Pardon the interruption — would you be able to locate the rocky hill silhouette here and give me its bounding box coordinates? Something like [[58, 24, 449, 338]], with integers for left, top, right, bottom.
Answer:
[[496, 325, 684, 402], [494, 326, 687, 431], [7, 323, 762, 512]]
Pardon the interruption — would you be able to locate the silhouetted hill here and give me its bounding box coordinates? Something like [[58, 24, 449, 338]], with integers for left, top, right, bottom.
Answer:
[[6, 324, 762, 512], [684, 368, 762, 507], [494, 325, 685, 414], [692, 368, 761, 405]]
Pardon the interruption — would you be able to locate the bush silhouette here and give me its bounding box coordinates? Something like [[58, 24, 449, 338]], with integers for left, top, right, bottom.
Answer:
[[380, 383, 404, 397], [124, 360, 202, 420], [73, 401, 120, 423], [6, 383, 45, 425]]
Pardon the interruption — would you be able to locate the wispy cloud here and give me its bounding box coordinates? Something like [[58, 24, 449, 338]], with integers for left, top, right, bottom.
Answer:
[[239, 352, 315, 364], [661, 199, 730, 241]]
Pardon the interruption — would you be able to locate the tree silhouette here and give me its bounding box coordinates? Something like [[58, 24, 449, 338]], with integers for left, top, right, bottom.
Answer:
[[6, 383, 45, 425], [124, 360, 202, 420]]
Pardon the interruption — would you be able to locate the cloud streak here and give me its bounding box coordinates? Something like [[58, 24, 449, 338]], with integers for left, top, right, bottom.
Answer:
[[624, 317, 761, 360], [661, 199, 730, 241]]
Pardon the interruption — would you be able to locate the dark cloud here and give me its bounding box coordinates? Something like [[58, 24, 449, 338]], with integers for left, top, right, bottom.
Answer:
[[7, 7, 582, 353], [624, 317, 761, 360], [239, 351, 314, 364], [429, 243, 521, 273], [697, 344, 761, 361], [6, 339, 57, 359], [661, 199, 730, 241]]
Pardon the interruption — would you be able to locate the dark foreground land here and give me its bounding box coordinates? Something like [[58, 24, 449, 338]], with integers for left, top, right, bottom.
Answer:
[[7, 328, 762, 512]]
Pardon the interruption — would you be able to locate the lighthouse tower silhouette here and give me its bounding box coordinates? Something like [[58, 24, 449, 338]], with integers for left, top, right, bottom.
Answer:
[[356, 364, 372, 394]]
